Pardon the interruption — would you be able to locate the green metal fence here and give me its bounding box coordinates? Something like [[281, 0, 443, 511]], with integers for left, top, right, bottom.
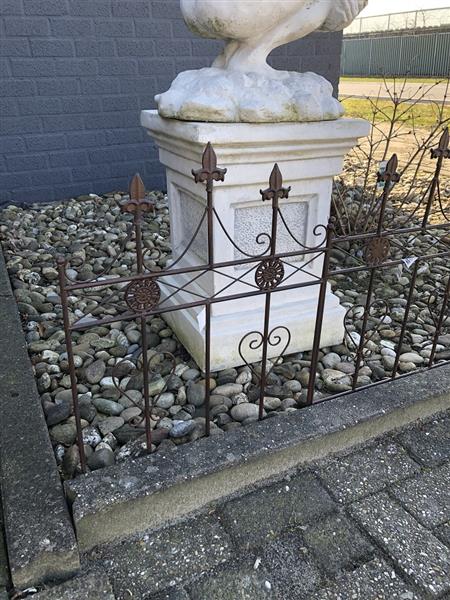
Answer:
[[342, 31, 450, 77]]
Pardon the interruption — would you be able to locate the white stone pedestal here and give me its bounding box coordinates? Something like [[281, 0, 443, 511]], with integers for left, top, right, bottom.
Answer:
[[141, 110, 370, 370]]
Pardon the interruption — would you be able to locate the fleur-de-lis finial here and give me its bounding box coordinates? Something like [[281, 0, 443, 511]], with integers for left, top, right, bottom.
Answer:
[[130, 172, 146, 201], [431, 128, 450, 160], [192, 142, 227, 186], [377, 154, 400, 185], [121, 173, 154, 216], [260, 164, 291, 203]]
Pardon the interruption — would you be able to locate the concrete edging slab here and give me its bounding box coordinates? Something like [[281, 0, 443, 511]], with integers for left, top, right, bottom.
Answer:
[[66, 364, 450, 552], [0, 247, 80, 588]]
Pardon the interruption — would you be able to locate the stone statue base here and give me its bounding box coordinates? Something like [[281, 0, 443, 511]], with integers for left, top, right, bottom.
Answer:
[[155, 67, 344, 123], [141, 110, 370, 370]]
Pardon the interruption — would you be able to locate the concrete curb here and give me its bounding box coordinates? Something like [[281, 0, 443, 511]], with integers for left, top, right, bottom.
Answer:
[[66, 364, 450, 552], [0, 499, 10, 598], [0, 246, 80, 588]]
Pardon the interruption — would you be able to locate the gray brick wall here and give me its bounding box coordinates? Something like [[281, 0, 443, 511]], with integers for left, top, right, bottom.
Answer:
[[0, 0, 343, 205]]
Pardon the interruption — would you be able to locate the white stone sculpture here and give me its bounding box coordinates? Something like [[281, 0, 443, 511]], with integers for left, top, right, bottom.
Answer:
[[156, 0, 367, 123]]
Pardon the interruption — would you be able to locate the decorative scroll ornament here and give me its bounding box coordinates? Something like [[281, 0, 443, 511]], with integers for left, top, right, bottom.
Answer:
[[125, 278, 160, 312], [192, 142, 227, 187], [238, 326, 292, 382], [431, 128, 450, 160], [121, 173, 154, 217], [255, 258, 285, 290], [364, 237, 390, 267], [260, 164, 291, 203]]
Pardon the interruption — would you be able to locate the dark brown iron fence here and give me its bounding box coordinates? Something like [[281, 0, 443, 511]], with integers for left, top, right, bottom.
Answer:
[[58, 130, 450, 473]]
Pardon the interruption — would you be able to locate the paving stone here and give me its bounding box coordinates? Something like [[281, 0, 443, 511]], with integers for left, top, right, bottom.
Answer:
[[149, 588, 190, 600], [317, 441, 419, 503], [218, 471, 336, 550], [302, 512, 375, 575], [260, 531, 322, 599], [397, 414, 450, 466], [391, 462, 450, 528], [85, 514, 232, 598], [187, 557, 272, 599], [33, 572, 115, 599], [310, 557, 420, 599], [434, 521, 450, 548], [350, 492, 450, 597]]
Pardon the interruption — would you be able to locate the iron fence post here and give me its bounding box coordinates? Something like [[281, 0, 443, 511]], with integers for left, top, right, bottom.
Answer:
[[306, 220, 335, 406], [57, 257, 87, 473]]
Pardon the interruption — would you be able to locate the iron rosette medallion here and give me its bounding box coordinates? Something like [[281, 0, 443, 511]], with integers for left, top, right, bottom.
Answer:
[[364, 237, 390, 267], [255, 258, 285, 290], [125, 278, 161, 313]]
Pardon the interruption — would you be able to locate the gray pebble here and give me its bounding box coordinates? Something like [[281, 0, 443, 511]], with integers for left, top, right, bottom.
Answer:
[[45, 400, 71, 426], [98, 416, 125, 435], [187, 382, 205, 407], [50, 422, 77, 446], [84, 359, 106, 384], [87, 448, 115, 470], [120, 407, 142, 421], [156, 392, 175, 409], [93, 397, 124, 416], [169, 420, 196, 438], [182, 368, 200, 381], [230, 402, 260, 422]]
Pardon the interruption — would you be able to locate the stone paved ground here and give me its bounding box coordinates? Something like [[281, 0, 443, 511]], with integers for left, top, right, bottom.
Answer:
[[78, 409, 450, 600]]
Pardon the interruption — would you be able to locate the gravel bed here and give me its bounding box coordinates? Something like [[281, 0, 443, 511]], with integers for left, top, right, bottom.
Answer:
[[0, 186, 449, 479]]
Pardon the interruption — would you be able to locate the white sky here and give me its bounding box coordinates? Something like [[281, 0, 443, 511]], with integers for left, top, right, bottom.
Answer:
[[360, 0, 450, 17]]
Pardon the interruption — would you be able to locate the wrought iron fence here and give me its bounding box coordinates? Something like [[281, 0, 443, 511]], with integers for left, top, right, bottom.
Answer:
[[58, 130, 450, 473]]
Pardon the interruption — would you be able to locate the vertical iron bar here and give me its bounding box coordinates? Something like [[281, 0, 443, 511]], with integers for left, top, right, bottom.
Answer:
[[204, 164, 214, 434], [204, 167, 214, 434], [135, 213, 144, 274], [428, 276, 450, 367], [306, 222, 335, 406], [352, 268, 376, 390], [257, 167, 283, 418], [140, 316, 152, 450], [377, 186, 390, 236], [206, 183, 214, 267], [258, 293, 272, 419], [422, 153, 444, 229], [57, 258, 86, 472], [377, 154, 399, 235], [352, 155, 399, 388], [134, 204, 152, 450], [204, 302, 211, 436], [192, 143, 226, 433], [270, 196, 278, 255], [422, 129, 449, 228], [392, 260, 420, 378]]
